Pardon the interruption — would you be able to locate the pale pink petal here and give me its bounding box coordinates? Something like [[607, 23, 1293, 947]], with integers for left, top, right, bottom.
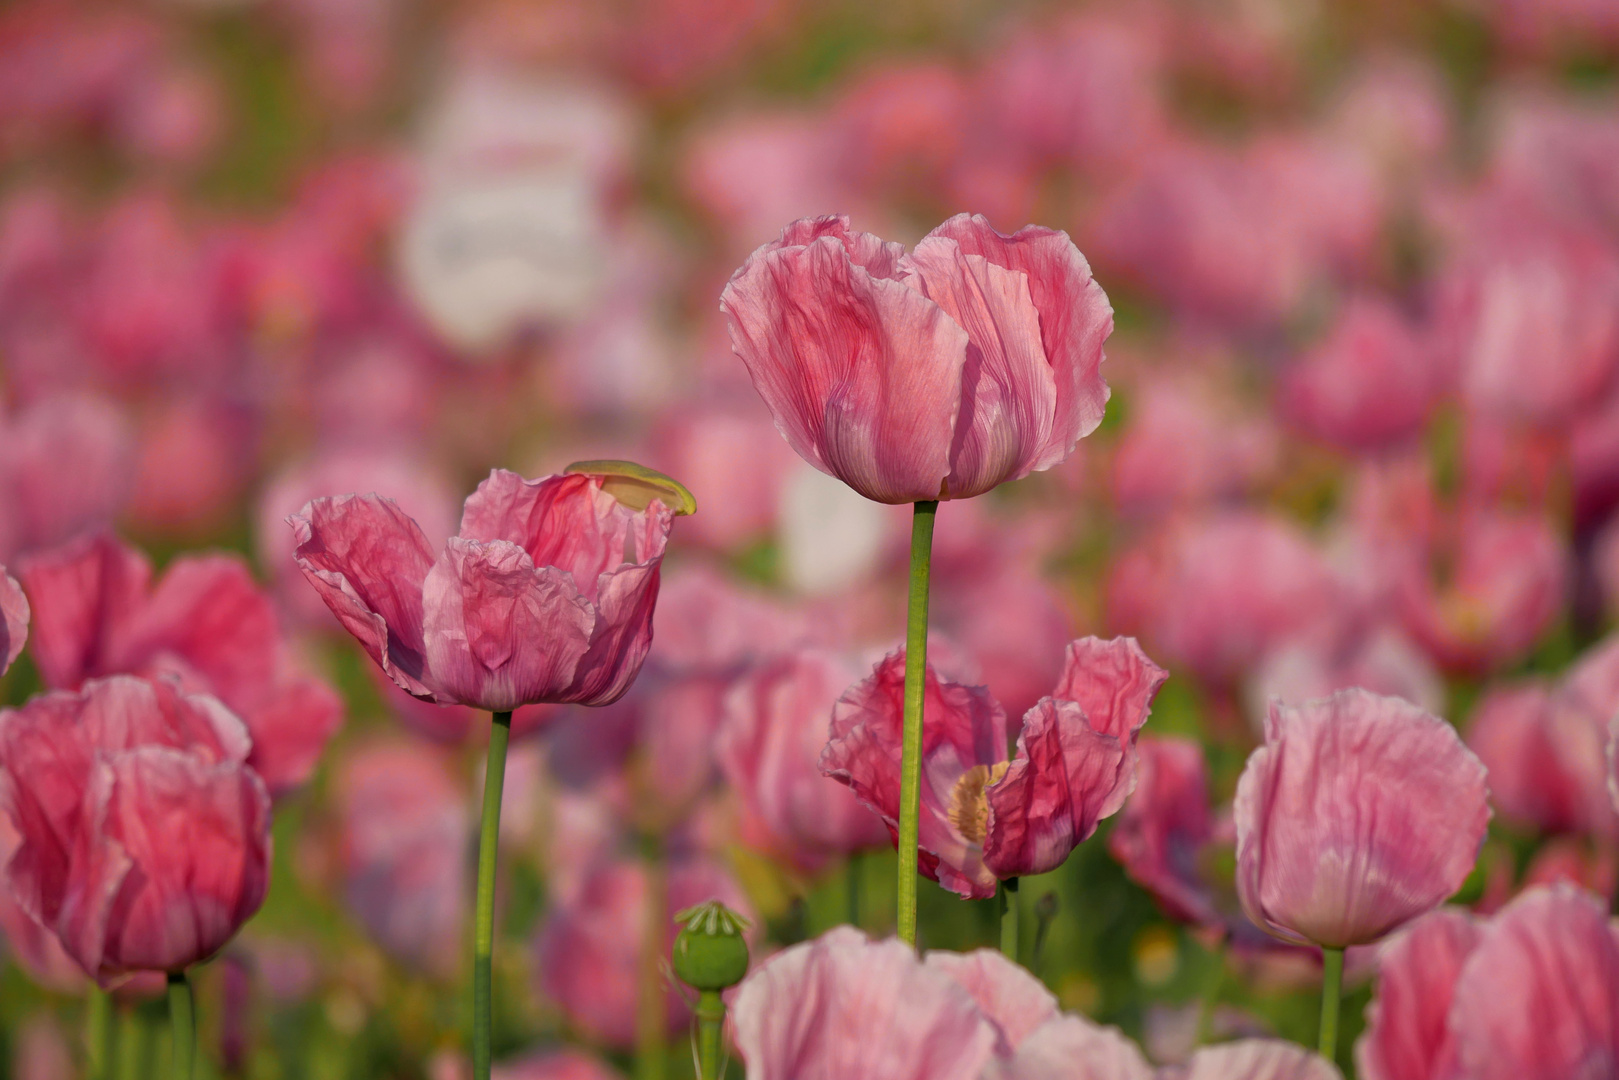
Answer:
[[1355, 907, 1481, 1080], [923, 948, 1058, 1049], [990, 1014, 1154, 1080], [1180, 1039, 1343, 1080], [1235, 689, 1490, 947], [0, 565, 29, 675]]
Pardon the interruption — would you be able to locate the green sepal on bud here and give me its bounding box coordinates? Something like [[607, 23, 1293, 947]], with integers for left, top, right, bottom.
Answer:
[[671, 900, 751, 991], [565, 460, 697, 516]]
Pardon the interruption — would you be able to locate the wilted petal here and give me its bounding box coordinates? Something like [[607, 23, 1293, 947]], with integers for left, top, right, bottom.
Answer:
[[1451, 885, 1619, 1080], [421, 539, 594, 712], [730, 927, 1002, 1080], [1355, 908, 1480, 1080], [1234, 689, 1490, 948], [1051, 636, 1170, 746], [458, 472, 631, 602], [289, 494, 437, 698], [559, 551, 666, 707], [721, 217, 969, 504]]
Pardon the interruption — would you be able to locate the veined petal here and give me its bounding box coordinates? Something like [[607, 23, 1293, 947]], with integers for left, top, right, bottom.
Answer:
[[16, 533, 151, 688]]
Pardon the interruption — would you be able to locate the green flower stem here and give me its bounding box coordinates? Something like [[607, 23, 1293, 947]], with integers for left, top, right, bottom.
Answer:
[[118, 1005, 154, 1080], [1195, 935, 1228, 1046], [695, 990, 726, 1080], [167, 972, 193, 1080], [474, 710, 513, 1080], [635, 835, 668, 1080], [897, 500, 938, 947], [846, 851, 862, 930], [87, 986, 112, 1080], [1319, 946, 1344, 1061], [999, 878, 1020, 962]]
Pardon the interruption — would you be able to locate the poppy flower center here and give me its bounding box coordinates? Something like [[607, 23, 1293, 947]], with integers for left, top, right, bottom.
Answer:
[[946, 761, 1009, 845]]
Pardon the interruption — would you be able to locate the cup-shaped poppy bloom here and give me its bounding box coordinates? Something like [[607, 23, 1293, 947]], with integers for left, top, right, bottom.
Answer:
[[0, 564, 28, 675], [1234, 689, 1490, 948], [821, 636, 1167, 898], [720, 213, 1112, 504], [0, 675, 272, 984], [17, 532, 343, 794], [289, 465, 690, 712], [1355, 908, 1481, 1080]]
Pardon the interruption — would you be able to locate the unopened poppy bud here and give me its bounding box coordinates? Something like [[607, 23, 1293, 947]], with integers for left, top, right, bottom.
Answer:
[[565, 460, 697, 516], [671, 901, 750, 991]]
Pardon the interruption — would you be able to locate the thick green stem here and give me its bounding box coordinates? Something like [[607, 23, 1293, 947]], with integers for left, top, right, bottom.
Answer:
[[695, 990, 725, 1080], [897, 500, 938, 947], [635, 836, 668, 1080], [1195, 936, 1228, 1046], [474, 711, 513, 1080], [87, 987, 112, 1080], [167, 972, 193, 1080], [1318, 946, 1344, 1061], [999, 879, 1020, 962]]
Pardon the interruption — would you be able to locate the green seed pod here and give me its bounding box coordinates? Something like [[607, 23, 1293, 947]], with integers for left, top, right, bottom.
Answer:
[[671, 901, 751, 991]]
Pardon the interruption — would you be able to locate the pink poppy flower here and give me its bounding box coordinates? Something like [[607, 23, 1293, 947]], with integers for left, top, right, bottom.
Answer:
[[336, 741, 468, 978], [821, 636, 1167, 898], [0, 393, 133, 561], [1235, 690, 1490, 948], [1171, 1041, 1343, 1080], [1450, 885, 1619, 1080], [18, 532, 343, 794], [730, 926, 1004, 1080], [922, 948, 1059, 1051], [1108, 736, 1222, 927], [290, 467, 682, 712], [720, 213, 1112, 504], [991, 1012, 1154, 1080], [718, 647, 889, 871], [1354, 908, 1480, 1080], [0, 675, 271, 983]]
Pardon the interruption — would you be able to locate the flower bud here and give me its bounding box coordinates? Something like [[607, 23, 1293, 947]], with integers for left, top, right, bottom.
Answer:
[[671, 901, 750, 991]]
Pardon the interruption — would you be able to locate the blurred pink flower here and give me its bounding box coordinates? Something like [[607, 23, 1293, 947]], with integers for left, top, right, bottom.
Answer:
[[1354, 907, 1480, 1080], [1108, 736, 1221, 928], [1249, 626, 1446, 727], [1234, 690, 1490, 948], [721, 213, 1112, 503], [19, 532, 343, 794], [923, 948, 1059, 1051], [1173, 1041, 1342, 1080], [0, 565, 26, 676], [718, 647, 889, 871], [1449, 884, 1619, 1080], [730, 927, 1004, 1080], [337, 740, 468, 977], [992, 1011, 1155, 1080], [1280, 296, 1449, 453], [127, 395, 257, 537], [10, 1014, 71, 1080], [828, 61, 970, 201], [0, 393, 133, 560], [533, 856, 754, 1047], [0, 675, 271, 983], [822, 637, 1166, 898], [648, 393, 799, 552], [291, 468, 675, 711]]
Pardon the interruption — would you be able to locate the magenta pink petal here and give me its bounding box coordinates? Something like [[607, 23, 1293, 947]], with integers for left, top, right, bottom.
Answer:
[[16, 532, 151, 689], [1355, 907, 1480, 1080]]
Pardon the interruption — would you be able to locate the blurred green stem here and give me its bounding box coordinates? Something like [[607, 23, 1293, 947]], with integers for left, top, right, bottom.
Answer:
[[694, 990, 725, 1080], [999, 878, 1020, 962], [1195, 936, 1228, 1045], [87, 987, 112, 1080], [635, 834, 668, 1080], [474, 710, 513, 1080], [117, 1005, 153, 1080], [1319, 946, 1344, 1061], [847, 851, 862, 930], [167, 972, 192, 1080], [897, 500, 938, 948]]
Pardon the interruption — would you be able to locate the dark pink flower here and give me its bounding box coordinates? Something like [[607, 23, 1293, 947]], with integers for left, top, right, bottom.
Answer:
[[1235, 690, 1490, 948], [18, 533, 343, 794], [1108, 736, 1221, 927], [1355, 908, 1480, 1080], [822, 637, 1167, 898], [0, 394, 133, 560], [730, 927, 1004, 1080], [0, 675, 271, 983], [291, 468, 680, 712], [1450, 885, 1619, 1080], [718, 647, 888, 871], [721, 213, 1112, 503], [336, 741, 468, 977]]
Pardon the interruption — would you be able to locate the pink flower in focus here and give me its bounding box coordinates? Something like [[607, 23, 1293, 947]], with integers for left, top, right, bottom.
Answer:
[[336, 741, 468, 977], [0, 675, 272, 983], [730, 926, 1004, 1080], [1235, 690, 1490, 948], [291, 468, 678, 711], [718, 648, 889, 871], [721, 213, 1112, 503], [822, 637, 1167, 898], [18, 533, 343, 794], [1354, 908, 1480, 1080]]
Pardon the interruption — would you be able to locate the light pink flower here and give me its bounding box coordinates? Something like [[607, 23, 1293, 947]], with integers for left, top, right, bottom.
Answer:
[[1355, 908, 1480, 1080], [291, 468, 677, 712], [721, 213, 1112, 503], [0, 675, 271, 983], [730, 926, 1004, 1080], [336, 741, 468, 977], [1235, 690, 1490, 948], [718, 647, 888, 871], [822, 637, 1167, 898], [1172, 1040, 1343, 1080], [1450, 884, 1619, 1080], [18, 533, 343, 794], [990, 1012, 1154, 1080], [922, 948, 1059, 1050]]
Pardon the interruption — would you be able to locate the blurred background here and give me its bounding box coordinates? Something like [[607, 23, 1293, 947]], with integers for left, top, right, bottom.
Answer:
[[3, 0, 1619, 1076]]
